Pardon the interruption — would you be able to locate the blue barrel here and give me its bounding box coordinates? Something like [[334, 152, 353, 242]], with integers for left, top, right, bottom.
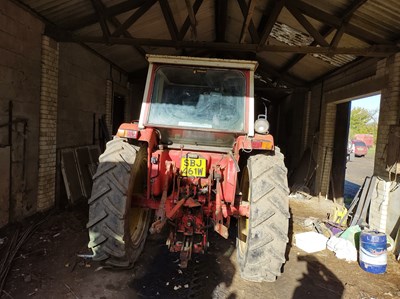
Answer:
[[359, 230, 387, 274]]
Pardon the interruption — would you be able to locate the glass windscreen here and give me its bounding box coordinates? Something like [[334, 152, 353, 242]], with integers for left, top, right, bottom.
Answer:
[[147, 66, 246, 132]]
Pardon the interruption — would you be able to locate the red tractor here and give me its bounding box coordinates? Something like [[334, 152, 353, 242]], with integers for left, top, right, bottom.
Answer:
[[87, 55, 290, 282]]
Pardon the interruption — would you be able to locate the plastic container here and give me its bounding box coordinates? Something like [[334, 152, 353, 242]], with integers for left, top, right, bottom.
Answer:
[[359, 230, 387, 274]]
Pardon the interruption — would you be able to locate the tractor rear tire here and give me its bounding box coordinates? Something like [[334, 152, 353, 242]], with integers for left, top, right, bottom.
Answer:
[[87, 138, 152, 267], [237, 148, 290, 282]]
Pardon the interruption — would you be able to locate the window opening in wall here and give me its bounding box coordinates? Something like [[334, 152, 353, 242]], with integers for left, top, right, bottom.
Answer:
[[344, 94, 381, 205], [112, 93, 125, 135]]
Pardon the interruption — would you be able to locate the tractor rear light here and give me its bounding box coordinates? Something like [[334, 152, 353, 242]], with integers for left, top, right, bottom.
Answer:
[[116, 129, 140, 139], [251, 140, 273, 150]]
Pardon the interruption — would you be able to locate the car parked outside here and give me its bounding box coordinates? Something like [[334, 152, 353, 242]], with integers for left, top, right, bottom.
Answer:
[[352, 140, 368, 157]]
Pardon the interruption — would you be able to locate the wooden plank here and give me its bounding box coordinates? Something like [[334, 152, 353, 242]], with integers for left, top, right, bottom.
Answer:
[[75, 147, 94, 198], [359, 176, 377, 224], [60, 149, 85, 204], [350, 176, 371, 226]]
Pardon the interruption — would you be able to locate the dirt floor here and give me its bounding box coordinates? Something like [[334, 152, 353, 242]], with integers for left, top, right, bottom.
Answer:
[[1, 197, 399, 299]]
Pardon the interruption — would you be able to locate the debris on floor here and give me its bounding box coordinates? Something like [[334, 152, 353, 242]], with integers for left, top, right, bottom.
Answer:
[[295, 231, 328, 253], [327, 236, 358, 262]]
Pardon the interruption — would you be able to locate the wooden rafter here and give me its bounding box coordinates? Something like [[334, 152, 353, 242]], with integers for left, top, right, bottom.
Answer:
[[239, 0, 257, 43], [108, 16, 146, 58], [258, 0, 285, 46], [330, 0, 368, 49], [64, 35, 399, 56], [281, 0, 368, 74], [289, 0, 390, 45], [90, 0, 110, 39], [257, 58, 305, 87], [159, 0, 179, 41], [286, 3, 329, 47], [185, 0, 198, 40], [94, 0, 146, 58], [66, 0, 147, 31], [215, 0, 228, 42], [179, 0, 203, 40], [237, 0, 260, 43], [112, 0, 157, 37]]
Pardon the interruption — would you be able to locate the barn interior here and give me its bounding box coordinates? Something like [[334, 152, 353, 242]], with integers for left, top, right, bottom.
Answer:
[[0, 0, 399, 298]]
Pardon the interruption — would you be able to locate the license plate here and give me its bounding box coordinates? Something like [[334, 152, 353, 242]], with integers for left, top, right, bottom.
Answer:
[[180, 157, 206, 177]]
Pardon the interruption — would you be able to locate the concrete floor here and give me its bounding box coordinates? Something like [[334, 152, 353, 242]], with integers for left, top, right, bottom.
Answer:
[[344, 154, 375, 200]]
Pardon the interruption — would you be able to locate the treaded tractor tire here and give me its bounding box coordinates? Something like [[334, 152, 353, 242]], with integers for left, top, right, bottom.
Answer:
[[87, 138, 152, 267], [237, 147, 290, 282]]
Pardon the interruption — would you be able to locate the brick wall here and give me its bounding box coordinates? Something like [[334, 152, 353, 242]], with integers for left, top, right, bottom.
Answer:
[[37, 36, 59, 211], [308, 56, 397, 198], [375, 53, 400, 178], [314, 103, 336, 196]]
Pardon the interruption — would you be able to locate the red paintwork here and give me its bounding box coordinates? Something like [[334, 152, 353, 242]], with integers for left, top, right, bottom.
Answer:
[[118, 124, 273, 257], [116, 63, 275, 261]]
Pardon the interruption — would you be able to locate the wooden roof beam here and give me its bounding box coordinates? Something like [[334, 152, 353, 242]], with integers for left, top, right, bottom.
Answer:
[[289, 0, 390, 45], [258, 0, 285, 46], [330, 0, 368, 49], [179, 0, 203, 40], [159, 0, 179, 41], [108, 16, 146, 58], [112, 0, 157, 37], [215, 0, 228, 42], [66, 35, 399, 56], [281, 0, 369, 74], [90, 0, 110, 39], [184, 0, 198, 40], [95, 0, 146, 58], [256, 58, 306, 87], [66, 0, 147, 31], [239, 0, 257, 43], [237, 0, 260, 43], [286, 2, 329, 47]]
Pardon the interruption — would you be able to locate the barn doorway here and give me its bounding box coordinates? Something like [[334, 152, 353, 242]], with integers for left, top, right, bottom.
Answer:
[[344, 94, 381, 204]]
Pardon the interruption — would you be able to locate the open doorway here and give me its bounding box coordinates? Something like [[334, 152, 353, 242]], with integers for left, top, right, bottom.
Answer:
[[344, 94, 381, 204], [112, 93, 126, 135]]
